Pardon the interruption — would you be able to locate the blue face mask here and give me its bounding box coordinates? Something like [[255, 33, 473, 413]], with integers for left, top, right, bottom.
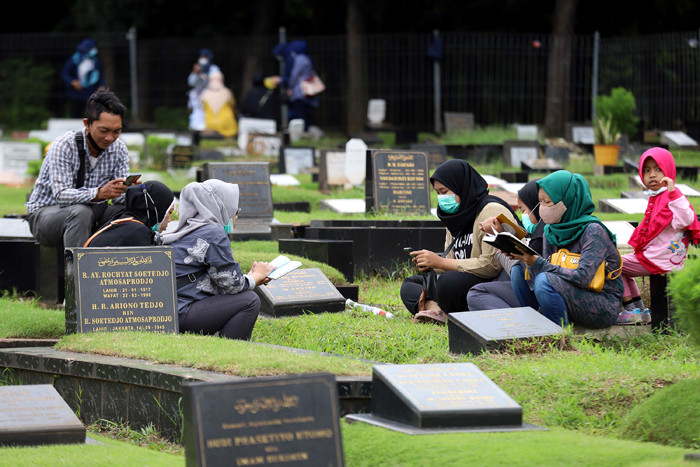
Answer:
[[151, 223, 161, 233], [437, 194, 460, 214], [89, 48, 98, 58], [223, 219, 233, 234], [521, 203, 539, 234]]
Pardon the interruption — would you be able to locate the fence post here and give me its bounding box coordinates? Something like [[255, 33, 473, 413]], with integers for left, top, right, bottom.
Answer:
[[591, 31, 600, 122], [279, 27, 288, 131], [433, 30, 442, 135], [126, 27, 139, 122]]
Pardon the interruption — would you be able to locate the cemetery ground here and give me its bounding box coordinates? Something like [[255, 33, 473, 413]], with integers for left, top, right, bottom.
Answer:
[[0, 152, 699, 465]]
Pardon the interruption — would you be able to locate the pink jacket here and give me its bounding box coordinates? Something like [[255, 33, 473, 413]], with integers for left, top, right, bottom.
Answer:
[[635, 188, 696, 272]]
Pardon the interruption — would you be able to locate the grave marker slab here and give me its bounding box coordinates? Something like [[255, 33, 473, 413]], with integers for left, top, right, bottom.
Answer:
[[660, 131, 698, 147], [571, 126, 595, 144], [119, 132, 146, 147], [444, 112, 475, 133], [410, 143, 447, 169], [170, 145, 195, 169], [598, 198, 648, 214], [347, 363, 542, 434], [516, 124, 538, 141], [247, 133, 281, 157], [602, 221, 636, 248], [288, 118, 305, 143], [502, 140, 539, 167], [345, 138, 368, 186], [280, 147, 314, 175], [238, 117, 277, 151], [0, 385, 85, 446], [447, 307, 562, 355], [319, 198, 366, 214], [255, 268, 345, 316], [521, 158, 563, 173], [544, 145, 570, 163], [183, 373, 344, 467], [64, 247, 178, 334], [367, 99, 386, 125], [319, 151, 350, 191], [0, 142, 42, 184], [365, 150, 430, 215], [202, 162, 273, 237]]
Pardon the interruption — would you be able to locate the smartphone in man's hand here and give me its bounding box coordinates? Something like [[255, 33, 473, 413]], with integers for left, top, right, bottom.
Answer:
[[123, 174, 141, 186]]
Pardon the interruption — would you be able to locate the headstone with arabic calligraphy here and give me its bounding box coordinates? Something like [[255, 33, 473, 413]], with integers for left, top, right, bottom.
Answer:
[[64, 247, 178, 334], [182, 373, 345, 467], [365, 149, 430, 215]]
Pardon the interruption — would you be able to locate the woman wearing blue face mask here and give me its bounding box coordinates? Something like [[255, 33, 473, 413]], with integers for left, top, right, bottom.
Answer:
[[400, 159, 520, 323], [466, 179, 544, 311], [161, 180, 275, 340]]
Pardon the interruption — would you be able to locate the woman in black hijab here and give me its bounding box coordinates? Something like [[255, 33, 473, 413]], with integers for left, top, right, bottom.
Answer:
[[466, 179, 545, 311], [400, 159, 519, 323], [85, 180, 175, 247]]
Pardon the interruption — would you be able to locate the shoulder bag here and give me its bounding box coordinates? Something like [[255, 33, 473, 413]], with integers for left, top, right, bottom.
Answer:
[[549, 248, 622, 292], [300, 72, 326, 97]]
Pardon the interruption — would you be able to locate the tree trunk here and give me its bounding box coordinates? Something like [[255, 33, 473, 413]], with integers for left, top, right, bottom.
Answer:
[[346, 0, 364, 135], [240, 0, 274, 104], [544, 0, 578, 138]]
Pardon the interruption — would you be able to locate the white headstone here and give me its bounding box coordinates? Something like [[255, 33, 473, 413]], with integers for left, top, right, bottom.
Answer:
[[572, 126, 595, 144], [246, 134, 281, 157], [119, 132, 146, 147], [283, 147, 314, 175], [238, 118, 277, 151], [325, 151, 349, 185], [602, 221, 636, 248], [288, 119, 305, 143], [345, 138, 368, 185], [367, 99, 386, 125], [510, 147, 538, 167], [660, 131, 698, 147], [46, 118, 84, 132], [319, 198, 366, 214], [269, 174, 301, 186], [0, 142, 42, 184], [516, 125, 538, 141], [600, 198, 648, 214], [482, 175, 507, 188]]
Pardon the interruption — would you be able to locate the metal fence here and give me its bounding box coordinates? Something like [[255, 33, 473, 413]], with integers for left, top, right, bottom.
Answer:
[[1, 29, 699, 134]]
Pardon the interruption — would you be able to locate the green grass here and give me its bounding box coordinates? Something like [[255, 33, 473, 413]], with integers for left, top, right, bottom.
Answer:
[[0, 297, 64, 338], [439, 125, 519, 145]]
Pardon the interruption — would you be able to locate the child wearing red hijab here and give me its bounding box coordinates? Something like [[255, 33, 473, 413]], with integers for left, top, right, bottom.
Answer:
[[618, 147, 700, 324]]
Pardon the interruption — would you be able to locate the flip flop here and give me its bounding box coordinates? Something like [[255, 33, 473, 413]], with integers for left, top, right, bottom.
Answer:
[[414, 309, 447, 325]]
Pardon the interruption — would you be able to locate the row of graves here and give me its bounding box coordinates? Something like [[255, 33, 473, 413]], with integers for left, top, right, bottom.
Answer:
[[1, 117, 696, 462]]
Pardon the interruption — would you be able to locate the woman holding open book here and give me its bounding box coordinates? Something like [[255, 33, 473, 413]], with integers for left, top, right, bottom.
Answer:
[[399, 160, 519, 324], [161, 180, 275, 340], [508, 171, 623, 328]]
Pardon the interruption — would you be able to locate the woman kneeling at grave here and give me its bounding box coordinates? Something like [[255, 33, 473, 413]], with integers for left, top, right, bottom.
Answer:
[[84, 180, 175, 247], [509, 170, 623, 328], [400, 159, 520, 324], [161, 180, 275, 340]]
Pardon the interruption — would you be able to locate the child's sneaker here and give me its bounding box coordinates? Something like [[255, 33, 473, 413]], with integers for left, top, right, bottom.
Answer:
[[616, 310, 642, 325], [640, 308, 651, 324]]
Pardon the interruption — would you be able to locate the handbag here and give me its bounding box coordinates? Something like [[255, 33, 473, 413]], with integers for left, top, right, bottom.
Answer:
[[549, 248, 622, 292], [300, 73, 326, 97]]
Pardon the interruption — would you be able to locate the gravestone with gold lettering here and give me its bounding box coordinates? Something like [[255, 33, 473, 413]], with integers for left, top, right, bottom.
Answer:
[[255, 268, 345, 317], [64, 247, 178, 334], [347, 363, 541, 434], [447, 307, 562, 355], [183, 373, 344, 467], [0, 385, 86, 446], [202, 162, 273, 239], [170, 145, 195, 168], [365, 149, 430, 215]]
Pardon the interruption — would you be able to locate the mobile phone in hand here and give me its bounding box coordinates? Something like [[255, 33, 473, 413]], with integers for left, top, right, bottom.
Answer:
[[403, 247, 413, 254], [123, 174, 141, 186]]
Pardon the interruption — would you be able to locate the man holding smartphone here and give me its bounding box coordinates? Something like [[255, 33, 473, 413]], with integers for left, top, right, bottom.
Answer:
[[26, 90, 136, 248]]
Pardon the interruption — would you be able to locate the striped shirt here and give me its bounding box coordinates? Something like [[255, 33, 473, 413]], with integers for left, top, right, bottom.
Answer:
[[26, 130, 130, 214]]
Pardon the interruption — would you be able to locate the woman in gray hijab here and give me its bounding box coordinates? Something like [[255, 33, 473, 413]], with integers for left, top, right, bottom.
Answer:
[[161, 179, 274, 340]]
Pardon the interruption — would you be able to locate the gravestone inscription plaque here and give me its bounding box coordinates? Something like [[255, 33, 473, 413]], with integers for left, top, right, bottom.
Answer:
[[183, 373, 344, 467], [255, 268, 345, 317], [502, 140, 540, 167], [202, 162, 273, 237], [64, 247, 178, 334], [365, 150, 430, 215], [410, 143, 447, 169], [0, 141, 42, 184], [0, 384, 86, 446], [280, 147, 314, 175], [170, 145, 195, 169], [346, 363, 540, 434], [443, 112, 475, 133], [447, 307, 563, 355]]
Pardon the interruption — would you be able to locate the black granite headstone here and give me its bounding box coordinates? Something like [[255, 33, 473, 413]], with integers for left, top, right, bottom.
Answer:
[[502, 140, 540, 167], [170, 145, 195, 168], [347, 363, 530, 433], [410, 143, 447, 169], [255, 268, 346, 317], [0, 384, 85, 446], [365, 149, 430, 215], [201, 162, 273, 239], [443, 112, 475, 133], [64, 247, 178, 334], [447, 307, 563, 355], [280, 147, 315, 175], [183, 373, 344, 467]]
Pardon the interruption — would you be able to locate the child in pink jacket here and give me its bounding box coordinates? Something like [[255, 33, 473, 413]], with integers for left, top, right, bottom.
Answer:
[[618, 147, 700, 324]]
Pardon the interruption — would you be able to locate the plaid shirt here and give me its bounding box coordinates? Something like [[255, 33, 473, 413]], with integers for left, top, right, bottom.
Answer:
[[26, 130, 130, 214]]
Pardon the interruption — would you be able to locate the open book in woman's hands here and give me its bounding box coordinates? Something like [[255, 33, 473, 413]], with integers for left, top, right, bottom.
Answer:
[[267, 255, 302, 280], [483, 228, 538, 256]]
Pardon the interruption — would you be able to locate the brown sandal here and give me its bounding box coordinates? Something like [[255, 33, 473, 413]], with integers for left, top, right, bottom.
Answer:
[[414, 309, 448, 325]]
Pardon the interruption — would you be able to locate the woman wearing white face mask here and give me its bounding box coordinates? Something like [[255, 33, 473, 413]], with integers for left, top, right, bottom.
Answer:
[[161, 180, 275, 340], [509, 170, 623, 328], [466, 179, 545, 311], [399, 159, 520, 323]]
